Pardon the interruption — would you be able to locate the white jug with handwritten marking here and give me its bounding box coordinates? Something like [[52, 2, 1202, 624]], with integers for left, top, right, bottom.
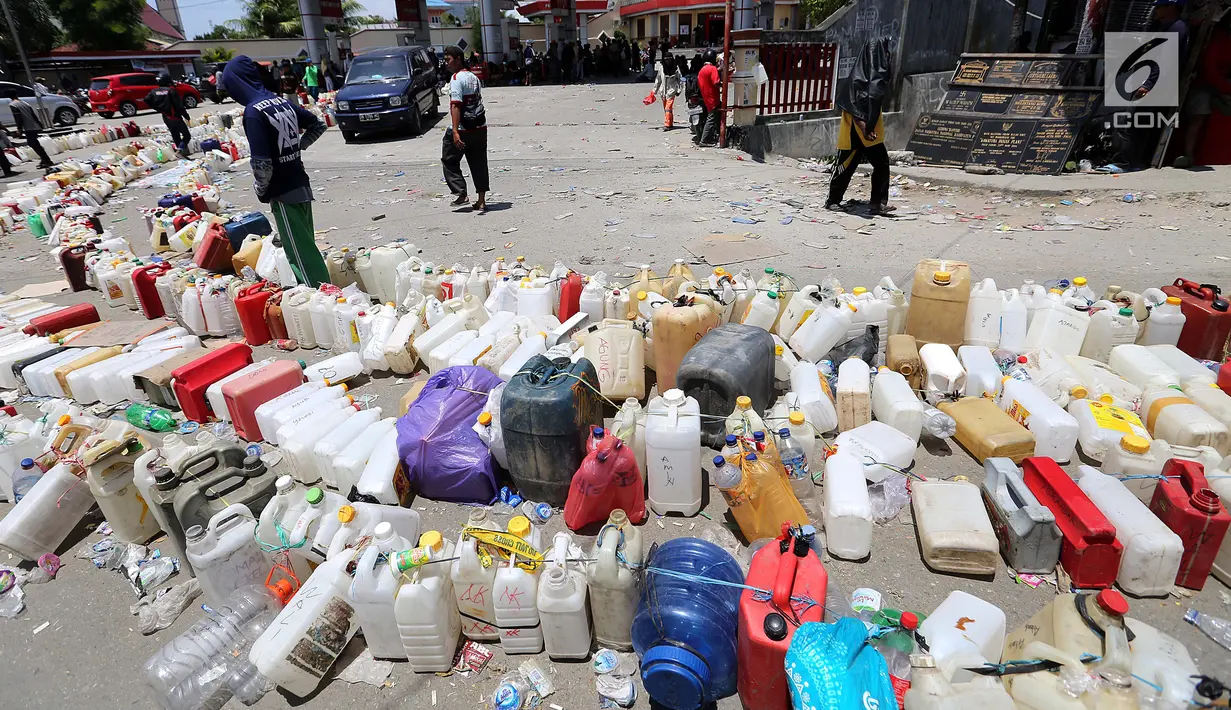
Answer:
[[185, 503, 268, 611]]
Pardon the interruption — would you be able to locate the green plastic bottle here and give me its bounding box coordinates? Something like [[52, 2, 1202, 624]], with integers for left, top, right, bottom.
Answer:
[[126, 403, 177, 432]]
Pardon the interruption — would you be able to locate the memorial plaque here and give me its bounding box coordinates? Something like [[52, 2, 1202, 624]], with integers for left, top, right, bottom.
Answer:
[[1018, 121, 1080, 174], [968, 119, 1036, 168], [906, 114, 979, 166], [953, 59, 990, 85], [1049, 92, 1099, 120], [1022, 60, 1073, 87], [986, 60, 1031, 86], [940, 90, 981, 113], [975, 91, 1015, 114], [1007, 92, 1055, 117]]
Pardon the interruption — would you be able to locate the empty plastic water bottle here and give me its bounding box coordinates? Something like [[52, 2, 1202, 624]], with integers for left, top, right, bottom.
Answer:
[[1004, 355, 1032, 382], [921, 407, 957, 439], [1185, 609, 1231, 651], [127, 403, 177, 432]]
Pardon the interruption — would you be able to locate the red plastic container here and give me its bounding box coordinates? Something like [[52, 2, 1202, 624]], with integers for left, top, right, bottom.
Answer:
[[264, 291, 289, 341], [558, 272, 583, 321], [1161, 279, 1231, 360], [193, 223, 235, 272], [222, 360, 306, 440], [235, 282, 279, 346], [22, 303, 100, 336], [132, 262, 171, 319], [737, 527, 827, 710], [170, 342, 254, 423], [1022, 457, 1123, 589], [1149, 458, 1230, 590], [563, 437, 646, 531], [1219, 362, 1231, 393], [59, 244, 95, 292]]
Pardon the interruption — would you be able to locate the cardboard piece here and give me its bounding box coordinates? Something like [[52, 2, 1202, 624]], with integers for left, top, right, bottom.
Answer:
[[66, 321, 174, 348], [684, 233, 784, 266], [12, 280, 70, 298]]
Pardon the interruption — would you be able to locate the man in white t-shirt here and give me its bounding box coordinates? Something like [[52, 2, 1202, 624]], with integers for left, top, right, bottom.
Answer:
[[441, 46, 489, 211]]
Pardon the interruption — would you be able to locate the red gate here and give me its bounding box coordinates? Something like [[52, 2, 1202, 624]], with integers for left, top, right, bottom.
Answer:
[[757, 40, 839, 116]]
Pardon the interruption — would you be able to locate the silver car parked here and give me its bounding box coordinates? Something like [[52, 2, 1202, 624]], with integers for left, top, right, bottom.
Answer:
[[0, 81, 81, 128]]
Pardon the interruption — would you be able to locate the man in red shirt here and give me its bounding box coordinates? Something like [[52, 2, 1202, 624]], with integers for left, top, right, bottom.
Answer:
[[695, 50, 721, 146]]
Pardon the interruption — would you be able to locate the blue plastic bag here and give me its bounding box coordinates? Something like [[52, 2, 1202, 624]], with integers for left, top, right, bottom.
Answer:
[[784, 618, 899, 710], [396, 366, 503, 504]]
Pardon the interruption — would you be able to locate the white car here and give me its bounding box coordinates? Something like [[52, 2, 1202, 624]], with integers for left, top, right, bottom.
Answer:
[[0, 81, 81, 128]]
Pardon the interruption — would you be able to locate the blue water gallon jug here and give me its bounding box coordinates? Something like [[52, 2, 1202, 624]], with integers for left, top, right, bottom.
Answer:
[[632, 537, 743, 709]]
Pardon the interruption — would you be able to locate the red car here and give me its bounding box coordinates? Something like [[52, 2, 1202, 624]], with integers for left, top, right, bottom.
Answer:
[[88, 72, 203, 118]]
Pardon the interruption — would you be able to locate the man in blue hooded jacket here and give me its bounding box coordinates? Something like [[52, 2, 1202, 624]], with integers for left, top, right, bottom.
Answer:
[[221, 55, 330, 287]]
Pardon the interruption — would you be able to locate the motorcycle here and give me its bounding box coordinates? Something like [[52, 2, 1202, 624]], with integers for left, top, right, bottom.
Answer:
[[71, 88, 91, 115]]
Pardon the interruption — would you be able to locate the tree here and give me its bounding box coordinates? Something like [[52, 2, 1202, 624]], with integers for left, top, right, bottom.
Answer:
[[0, 0, 62, 56], [465, 5, 482, 55], [201, 47, 237, 63], [442, 12, 463, 27], [327, 0, 386, 34], [798, 0, 845, 28], [195, 24, 244, 40], [47, 0, 149, 50]]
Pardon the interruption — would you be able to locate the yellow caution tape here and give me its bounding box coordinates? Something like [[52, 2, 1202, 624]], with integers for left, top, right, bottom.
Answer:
[[463, 526, 544, 571]]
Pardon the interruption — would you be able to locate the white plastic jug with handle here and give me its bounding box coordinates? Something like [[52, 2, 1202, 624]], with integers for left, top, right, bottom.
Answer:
[[823, 451, 873, 560], [920, 343, 966, 401], [904, 655, 1017, 710], [832, 421, 916, 483], [958, 345, 1002, 399], [790, 301, 856, 362], [1076, 466, 1183, 597], [384, 311, 426, 374], [249, 549, 359, 697], [872, 367, 925, 442], [1081, 308, 1139, 363], [1064, 356, 1141, 410], [307, 291, 336, 349], [999, 377, 1079, 463], [427, 330, 478, 373], [498, 331, 548, 381], [1140, 384, 1230, 454], [912, 479, 999, 575], [313, 407, 384, 490], [252, 382, 331, 443], [451, 532, 500, 642], [279, 403, 360, 479], [538, 532, 592, 660], [645, 389, 703, 516], [776, 285, 822, 337], [998, 289, 1028, 353], [918, 590, 1005, 682], [350, 523, 410, 659], [1067, 399, 1149, 463], [1137, 297, 1185, 346], [333, 417, 397, 498], [1109, 344, 1180, 390], [303, 351, 364, 386], [1024, 294, 1090, 356], [1125, 618, 1202, 709], [396, 531, 460, 672], [790, 361, 839, 434], [1148, 344, 1218, 387], [584, 320, 646, 400], [1021, 348, 1090, 407], [355, 426, 407, 506], [321, 500, 420, 561], [964, 278, 1002, 348], [185, 503, 268, 611]]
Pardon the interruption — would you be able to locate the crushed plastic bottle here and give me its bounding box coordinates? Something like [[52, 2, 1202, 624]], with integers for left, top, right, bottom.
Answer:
[[868, 472, 911, 522], [921, 407, 957, 439], [131, 578, 202, 634], [491, 672, 541, 710], [1185, 609, 1231, 651]]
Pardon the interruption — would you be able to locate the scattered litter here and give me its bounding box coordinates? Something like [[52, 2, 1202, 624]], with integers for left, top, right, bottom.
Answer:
[[32, 621, 50, 634]]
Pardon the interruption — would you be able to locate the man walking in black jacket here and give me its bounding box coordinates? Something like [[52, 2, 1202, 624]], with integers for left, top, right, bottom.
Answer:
[[145, 74, 192, 157], [9, 97, 53, 170]]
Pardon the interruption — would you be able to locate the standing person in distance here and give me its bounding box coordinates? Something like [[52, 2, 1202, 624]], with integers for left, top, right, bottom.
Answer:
[[8, 97, 54, 170], [694, 50, 720, 146], [303, 60, 321, 103], [653, 53, 684, 131], [222, 55, 330, 287], [826, 37, 894, 215], [440, 45, 490, 212], [145, 74, 193, 158]]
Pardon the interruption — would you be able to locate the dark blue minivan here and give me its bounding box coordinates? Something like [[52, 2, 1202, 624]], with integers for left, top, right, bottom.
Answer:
[[335, 46, 439, 142]]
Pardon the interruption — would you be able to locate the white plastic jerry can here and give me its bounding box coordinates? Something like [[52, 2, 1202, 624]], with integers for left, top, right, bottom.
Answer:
[[184, 503, 268, 611], [349, 523, 409, 659], [645, 388, 703, 516], [493, 554, 544, 654], [964, 278, 1001, 348], [397, 531, 460, 672], [538, 532, 592, 660], [249, 549, 360, 698], [450, 533, 500, 642]]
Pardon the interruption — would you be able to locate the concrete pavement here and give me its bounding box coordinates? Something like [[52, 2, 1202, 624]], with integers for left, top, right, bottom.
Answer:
[[0, 81, 1228, 709]]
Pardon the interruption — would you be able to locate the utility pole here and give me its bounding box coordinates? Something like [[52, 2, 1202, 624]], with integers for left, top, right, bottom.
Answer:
[[719, 0, 732, 147], [0, 0, 51, 127]]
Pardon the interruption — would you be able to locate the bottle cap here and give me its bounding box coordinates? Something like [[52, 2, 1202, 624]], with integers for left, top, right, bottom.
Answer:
[[714, 267, 727, 276], [764, 267, 775, 274], [1073, 276, 1087, 286], [736, 395, 752, 409], [297, 359, 307, 369], [1018, 355, 1028, 363], [778, 428, 790, 438], [507, 515, 531, 539], [725, 434, 737, 446], [337, 505, 356, 523], [1070, 385, 1089, 399], [766, 291, 778, 300], [478, 412, 493, 426], [847, 302, 858, 312], [853, 287, 867, 295], [746, 453, 758, 462], [901, 612, 919, 630], [713, 455, 726, 467], [753, 431, 765, 441], [275, 474, 295, 492], [305, 487, 324, 505], [20, 458, 34, 469], [1120, 434, 1150, 454], [57, 415, 71, 426], [933, 271, 951, 285], [953, 475, 969, 482], [789, 412, 805, 426], [764, 613, 788, 641], [637, 291, 647, 301], [1166, 296, 1181, 305], [775, 345, 784, 356], [420, 530, 444, 552], [1119, 307, 1133, 316], [1098, 393, 1115, 403], [374, 522, 394, 540], [592, 426, 605, 438], [1096, 589, 1129, 617]]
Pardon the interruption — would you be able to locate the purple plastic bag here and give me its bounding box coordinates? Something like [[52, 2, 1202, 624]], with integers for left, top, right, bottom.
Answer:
[[396, 366, 503, 504]]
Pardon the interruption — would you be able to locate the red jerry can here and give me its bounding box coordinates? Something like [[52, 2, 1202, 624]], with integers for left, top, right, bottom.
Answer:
[[1149, 458, 1230, 590], [737, 526, 827, 710], [1161, 279, 1231, 360], [132, 262, 171, 319], [170, 342, 254, 423], [558, 272, 583, 321], [193, 222, 236, 273], [1022, 457, 1123, 589], [235, 282, 279, 346], [60, 243, 96, 292], [222, 360, 306, 441], [264, 291, 289, 341], [23, 303, 100, 336]]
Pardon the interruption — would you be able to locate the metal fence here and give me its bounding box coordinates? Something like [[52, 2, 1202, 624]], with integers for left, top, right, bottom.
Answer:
[[757, 40, 840, 116]]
